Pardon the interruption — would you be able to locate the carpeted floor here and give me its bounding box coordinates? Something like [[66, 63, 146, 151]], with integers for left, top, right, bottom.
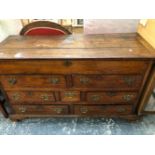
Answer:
[[0, 114, 155, 135]]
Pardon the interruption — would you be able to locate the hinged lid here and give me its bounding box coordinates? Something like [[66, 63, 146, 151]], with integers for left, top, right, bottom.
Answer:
[[0, 33, 154, 59]]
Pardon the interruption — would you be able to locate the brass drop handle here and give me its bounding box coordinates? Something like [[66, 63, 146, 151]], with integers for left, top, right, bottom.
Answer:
[[80, 107, 88, 114], [41, 94, 49, 101], [53, 107, 63, 114], [18, 106, 27, 113], [49, 77, 60, 84], [123, 94, 133, 102], [64, 60, 72, 67], [64, 92, 76, 98], [80, 77, 90, 84], [117, 107, 126, 113], [123, 77, 135, 86], [35, 105, 43, 111], [27, 91, 33, 96], [91, 94, 101, 101], [8, 78, 17, 86], [107, 92, 116, 97], [12, 93, 20, 101]]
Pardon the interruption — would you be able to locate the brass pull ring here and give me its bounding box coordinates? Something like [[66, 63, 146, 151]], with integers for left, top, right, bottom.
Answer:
[[80, 107, 88, 114], [8, 78, 17, 86], [53, 107, 63, 114]]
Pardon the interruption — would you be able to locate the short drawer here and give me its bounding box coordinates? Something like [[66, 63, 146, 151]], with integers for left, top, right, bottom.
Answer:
[[7, 91, 55, 104], [12, 105, 69, 115], [0, 60, 149, 74], [86, 92, 138, 104], [74, 105, 133, 115], [60, 91, 80, 102], [0, 75, 66, 90], [73, 75, 143, 90]]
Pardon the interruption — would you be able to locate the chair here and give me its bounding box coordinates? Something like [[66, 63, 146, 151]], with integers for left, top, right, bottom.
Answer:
[[20, 21, 71, 35]]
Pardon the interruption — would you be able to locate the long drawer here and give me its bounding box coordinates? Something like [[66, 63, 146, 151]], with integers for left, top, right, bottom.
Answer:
[[12, 104, 133, 116], [74, 105, 133, 115], [86, 91, 138, 104], [12, 105, 69, 115], [6, 91, 56, 104], [73, 75, 143, 90], [6, 90, 138, 104], [0, 60, 149, 74], [0, 75, 66, 89], [0, 74, 143, 91]]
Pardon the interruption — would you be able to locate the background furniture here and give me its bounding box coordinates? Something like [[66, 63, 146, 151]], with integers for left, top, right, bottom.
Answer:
[[20, 19, 84, 34], [0, 33, 155, 121], [20, 21, 71, 35]]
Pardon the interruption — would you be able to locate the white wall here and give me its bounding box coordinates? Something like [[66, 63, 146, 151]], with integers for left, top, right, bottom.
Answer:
[[0, 20, 22, 42], [84, 19, 139, 34]]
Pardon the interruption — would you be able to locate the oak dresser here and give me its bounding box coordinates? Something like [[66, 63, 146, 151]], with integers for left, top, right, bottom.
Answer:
[[0, 33, 155, 121]]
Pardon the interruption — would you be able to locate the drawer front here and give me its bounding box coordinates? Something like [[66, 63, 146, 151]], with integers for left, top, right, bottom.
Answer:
[[60, 91, 80, 102], [0, 60, 149, 74], [74, 105, 133, 115], [0, 75, 66, 90], [12, 105, 69, 115], [7, 91, 55, 104], [86, 92, 138, 104], [73, 75, 143, 90]]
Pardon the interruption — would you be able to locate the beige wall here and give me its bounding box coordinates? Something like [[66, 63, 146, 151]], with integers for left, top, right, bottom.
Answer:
[[0, 20, 22, 42], [138, 19, 155, 48]]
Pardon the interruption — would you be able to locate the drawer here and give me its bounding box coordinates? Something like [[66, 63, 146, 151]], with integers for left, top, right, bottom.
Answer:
[[0, 75, 66, 90], [12, 105, 69, 115], [73, 75, 143, 90], [74, 105, 133, 115], [0, 60, 149, 74], [86, 92, 138, 104], [7, 91, 55, 104], [61, 91, 80, 102]]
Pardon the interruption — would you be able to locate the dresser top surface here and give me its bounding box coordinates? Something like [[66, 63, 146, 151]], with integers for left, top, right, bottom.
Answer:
[[0, 33, 154, 59]]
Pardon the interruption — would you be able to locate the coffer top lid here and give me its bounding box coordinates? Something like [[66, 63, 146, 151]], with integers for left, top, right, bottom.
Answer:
[[0, 33, 154, 59]]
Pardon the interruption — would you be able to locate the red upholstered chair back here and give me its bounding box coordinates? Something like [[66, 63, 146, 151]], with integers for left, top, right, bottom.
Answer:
[[20, 21, 71, 35]]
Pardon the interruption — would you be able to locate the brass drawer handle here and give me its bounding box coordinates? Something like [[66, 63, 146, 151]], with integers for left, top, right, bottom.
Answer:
[[49, 77, 60, 84], [91, 94, 101, 101], [35, 105, 43, 111], [106, 92, 116, 97], [123, 94, 133, 102], [41, 94, 49, 101], [64, 92, 76, 98], [123, 77, 135, 86], [12, 93, 20, 101], [80, 107, 88, 114], [18, 106, 27, 113], [8, 78, 17, 86], [80, 77, 90, 84], [27, 91, 33, 96], [53, 107, 63, 114], [64, 60, 72, 67], [117, 107, 126, 113]]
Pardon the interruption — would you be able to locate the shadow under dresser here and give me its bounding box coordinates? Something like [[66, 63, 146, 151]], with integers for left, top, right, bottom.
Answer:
[[0, 33, 155, 121]]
